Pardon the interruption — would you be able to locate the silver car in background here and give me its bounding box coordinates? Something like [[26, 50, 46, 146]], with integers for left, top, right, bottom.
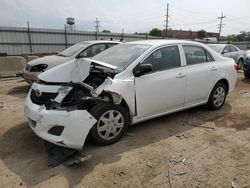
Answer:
[[208, 44, 245, 69], [21, 40, 121, 84]]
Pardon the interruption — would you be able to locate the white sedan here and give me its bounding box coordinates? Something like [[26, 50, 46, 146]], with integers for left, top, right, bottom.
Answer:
[[24, 40, 237, 150]]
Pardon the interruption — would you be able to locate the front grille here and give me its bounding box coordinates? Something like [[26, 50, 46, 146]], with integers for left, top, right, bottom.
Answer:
[[30, 89, 58, 106]]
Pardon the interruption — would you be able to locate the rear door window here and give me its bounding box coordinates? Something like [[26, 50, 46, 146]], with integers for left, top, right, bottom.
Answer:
[[230, 45, 239, 52], [183, 45, 214, 65]]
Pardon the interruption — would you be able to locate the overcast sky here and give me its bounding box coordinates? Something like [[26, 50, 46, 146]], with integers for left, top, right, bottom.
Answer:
[[0, 0, 250, 36]]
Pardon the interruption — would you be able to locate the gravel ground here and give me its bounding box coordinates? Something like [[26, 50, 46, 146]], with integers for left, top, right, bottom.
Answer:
[[0, 73, 250, 188]]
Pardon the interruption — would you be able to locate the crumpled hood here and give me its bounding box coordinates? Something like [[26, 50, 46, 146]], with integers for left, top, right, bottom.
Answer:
[[38, 58, 118, 83], [28, 55, 71, 69]]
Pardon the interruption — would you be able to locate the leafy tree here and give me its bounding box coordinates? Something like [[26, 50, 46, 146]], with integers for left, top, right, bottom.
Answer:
[[149, 28, 162, 37], [102, 30, 111, 33], [220, 31, 250, 42], [197, 30, 207, 38]]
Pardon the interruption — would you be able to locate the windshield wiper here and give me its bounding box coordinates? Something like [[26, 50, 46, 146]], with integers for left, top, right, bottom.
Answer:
[[57, 54, 66, 57]]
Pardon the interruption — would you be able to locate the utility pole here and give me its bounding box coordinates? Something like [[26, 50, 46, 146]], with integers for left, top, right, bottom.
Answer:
[[217, 12, 226, 42], [27, 21, 33, 53], [94, 18, 100, 40], [165, 3, 169, 38]]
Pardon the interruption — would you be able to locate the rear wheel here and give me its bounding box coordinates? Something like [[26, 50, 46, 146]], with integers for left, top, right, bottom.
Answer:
[[237, 59, 243, 70], [89, 103, 129, 145], [244, 71, 250, 78], [207, 82, 227, 110]]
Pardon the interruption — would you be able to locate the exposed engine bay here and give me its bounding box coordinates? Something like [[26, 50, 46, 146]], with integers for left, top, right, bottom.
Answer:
[[30, 61, 121, 112]]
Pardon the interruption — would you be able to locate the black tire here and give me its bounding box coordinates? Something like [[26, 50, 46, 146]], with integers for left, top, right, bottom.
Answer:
[[244, 71, 250, 78], [237, 59, 243, 70], [89, 103, 129, 145], [206, 82, 227, 110]]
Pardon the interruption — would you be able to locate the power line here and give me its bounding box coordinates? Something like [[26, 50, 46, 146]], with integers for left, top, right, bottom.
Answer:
[[217, 12, 226, 41]]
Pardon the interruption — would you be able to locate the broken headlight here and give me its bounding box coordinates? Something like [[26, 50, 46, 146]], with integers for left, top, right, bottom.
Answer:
[[62, 87, 89, 107], [30, 64, 48, 72]]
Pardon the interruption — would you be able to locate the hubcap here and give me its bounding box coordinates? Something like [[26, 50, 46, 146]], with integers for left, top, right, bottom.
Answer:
[[97, 110, 124, 140], [213, 87, 225, 107]]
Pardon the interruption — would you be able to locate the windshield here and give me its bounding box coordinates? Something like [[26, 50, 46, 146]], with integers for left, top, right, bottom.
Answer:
[[92, 43, 151, 71], [207, 45, 224, 53], [59, 43, 90, 57]]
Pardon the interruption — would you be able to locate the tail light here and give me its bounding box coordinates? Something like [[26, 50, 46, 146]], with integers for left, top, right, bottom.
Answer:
[[234, 63, 238, 70]]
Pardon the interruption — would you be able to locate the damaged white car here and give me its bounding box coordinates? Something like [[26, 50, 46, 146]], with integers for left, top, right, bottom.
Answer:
[[24, 40, 237, 150]]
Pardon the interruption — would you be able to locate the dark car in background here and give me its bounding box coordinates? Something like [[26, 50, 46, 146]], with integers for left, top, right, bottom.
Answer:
[[208, 44, 245, 70], [243, 50, 250, 78]]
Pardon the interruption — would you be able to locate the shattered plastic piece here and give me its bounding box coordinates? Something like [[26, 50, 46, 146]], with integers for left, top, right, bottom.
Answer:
[[146, 160, 153, 168], [239, 90, 250, 95], [173, 172, 186, 176], [63, 154, 92, 166], [232, 177, 239, 188], [45, 141, 77, 167], [169, 155, 186, 165], [175, 133, 187, 139], [0, 102, 7, 110], [118, 171, 126, 176]]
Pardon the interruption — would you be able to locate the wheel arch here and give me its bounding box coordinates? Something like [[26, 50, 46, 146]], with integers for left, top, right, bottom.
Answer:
[[214, 78, 229, 94], [238, 57, 244, 64]]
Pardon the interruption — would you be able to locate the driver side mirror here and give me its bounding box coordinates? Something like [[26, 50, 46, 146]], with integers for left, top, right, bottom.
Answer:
[[77, 52, 88, 58], [133, 64, 153, 77]]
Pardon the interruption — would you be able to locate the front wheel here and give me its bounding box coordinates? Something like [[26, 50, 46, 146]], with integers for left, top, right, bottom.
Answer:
[[206, 82, 227, 110], [89, 103, 129, 145]]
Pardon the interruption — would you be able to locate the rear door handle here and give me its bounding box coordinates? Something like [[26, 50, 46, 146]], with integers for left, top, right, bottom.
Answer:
[[211, 66, 217, 71], [176, 73, 186, 78]]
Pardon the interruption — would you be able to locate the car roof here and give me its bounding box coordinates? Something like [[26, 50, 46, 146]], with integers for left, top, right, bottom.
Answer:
[[79, 40, 122, 45], [126, 39, 207, 46], [207, 44, 227, 47]]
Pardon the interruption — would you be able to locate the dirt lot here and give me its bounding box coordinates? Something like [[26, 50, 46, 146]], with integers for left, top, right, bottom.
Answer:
[[0, 74, 250, 188]]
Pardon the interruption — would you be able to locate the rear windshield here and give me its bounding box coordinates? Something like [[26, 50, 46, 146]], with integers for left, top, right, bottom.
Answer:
[[207, 45, 224, 53], [58, 43, 90, 57]]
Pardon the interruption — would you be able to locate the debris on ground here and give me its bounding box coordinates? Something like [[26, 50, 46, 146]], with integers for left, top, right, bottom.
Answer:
[[0, 102, 7, 110], [117, 171, 126, 176], [175, 133, 188, 139], [125, 133, 134, 137], [173, 171, 186, 176], [231, 177, 239, 188], [186, 121, 216, 130], [44, 141, 90, 167], [239, 90, 250, 95], [169, 155, 186, 165], [167, 167, 172, 188], [146, 160, 153, 168], [63, 154, 92, 166]]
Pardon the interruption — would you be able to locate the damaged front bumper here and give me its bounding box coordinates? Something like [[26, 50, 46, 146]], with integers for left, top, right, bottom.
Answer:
[[24, 83, 97, 150]]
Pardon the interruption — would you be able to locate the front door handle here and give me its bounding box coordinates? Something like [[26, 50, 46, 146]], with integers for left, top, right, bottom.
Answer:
[[176, 73, 185, 78]]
